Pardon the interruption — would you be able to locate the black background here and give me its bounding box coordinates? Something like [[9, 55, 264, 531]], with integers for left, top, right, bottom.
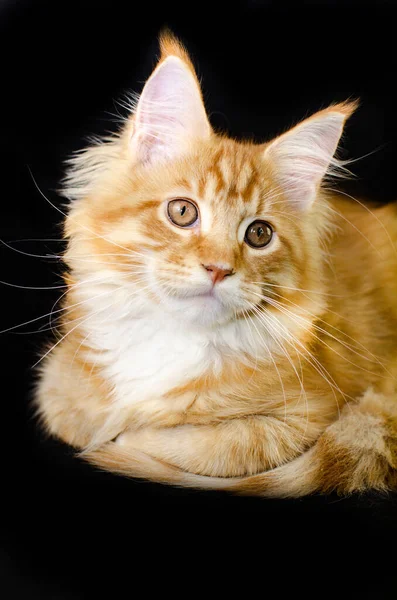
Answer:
[[1, 0, 397, 597]]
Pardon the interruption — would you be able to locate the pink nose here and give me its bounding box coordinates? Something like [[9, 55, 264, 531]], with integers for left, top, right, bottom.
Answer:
[[203, 264, 233, 285]]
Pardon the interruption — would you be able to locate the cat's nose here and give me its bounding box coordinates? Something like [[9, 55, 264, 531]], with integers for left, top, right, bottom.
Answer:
[[202, 264, 234, 285]]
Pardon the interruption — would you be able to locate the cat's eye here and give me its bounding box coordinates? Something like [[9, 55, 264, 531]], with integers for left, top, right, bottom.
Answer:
[[167, 199, 199, 228], [244, 220, 273, 248]]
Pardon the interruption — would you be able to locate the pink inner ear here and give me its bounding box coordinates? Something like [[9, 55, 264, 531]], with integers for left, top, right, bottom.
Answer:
[[131, 56, 211, 164], [265, 112, 346, 209]]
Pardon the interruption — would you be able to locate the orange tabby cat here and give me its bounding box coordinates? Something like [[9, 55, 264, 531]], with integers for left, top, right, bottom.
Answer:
[[35, 31, 397, 496]]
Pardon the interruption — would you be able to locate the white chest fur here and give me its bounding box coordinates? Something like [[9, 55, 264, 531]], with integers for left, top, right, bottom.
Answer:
[[75, 273, 297, 417], [101, 311, 214, 406], [71, 277, 297, 450], [76, 278, 276, 409]]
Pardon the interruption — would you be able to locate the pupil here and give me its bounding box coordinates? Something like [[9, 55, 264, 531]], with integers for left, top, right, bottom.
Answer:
[[180, 205, 186, 216], [257, 227, 264, 237]]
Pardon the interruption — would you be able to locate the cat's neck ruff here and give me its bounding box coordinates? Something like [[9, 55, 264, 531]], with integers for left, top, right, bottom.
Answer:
[[76, 277, 292, 408]]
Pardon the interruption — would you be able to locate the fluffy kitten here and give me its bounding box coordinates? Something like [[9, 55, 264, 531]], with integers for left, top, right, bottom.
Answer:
[[35, 32, 397, 496]]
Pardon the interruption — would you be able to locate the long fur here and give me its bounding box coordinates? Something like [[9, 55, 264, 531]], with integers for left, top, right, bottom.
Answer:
[[34, 31, 397, 497]]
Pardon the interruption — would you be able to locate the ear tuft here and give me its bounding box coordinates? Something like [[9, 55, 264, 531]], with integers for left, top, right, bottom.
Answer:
[[328, 99, 359, 119], [264, 101, 358, 209], [158, 29, 196, 73]]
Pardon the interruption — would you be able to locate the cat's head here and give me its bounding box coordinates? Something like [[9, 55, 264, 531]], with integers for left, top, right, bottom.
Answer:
[[64, 31, 356, 330]]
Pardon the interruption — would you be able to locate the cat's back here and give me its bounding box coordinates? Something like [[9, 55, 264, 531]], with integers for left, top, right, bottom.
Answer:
[[314, 194, 397, 394], [328, 193, 397, 291]]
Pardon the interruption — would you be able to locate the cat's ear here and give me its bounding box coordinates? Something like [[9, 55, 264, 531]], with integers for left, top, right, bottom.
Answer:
[[263, 102, 357, 209], [128, 31, 211, 165]]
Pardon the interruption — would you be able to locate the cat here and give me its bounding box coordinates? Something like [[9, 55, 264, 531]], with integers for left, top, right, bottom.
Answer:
[[35, 30, 397, 497]]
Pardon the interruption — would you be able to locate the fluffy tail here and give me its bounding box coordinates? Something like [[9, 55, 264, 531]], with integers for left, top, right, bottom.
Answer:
[[83, 443, 320, 498], [82, 390, 397, 496]]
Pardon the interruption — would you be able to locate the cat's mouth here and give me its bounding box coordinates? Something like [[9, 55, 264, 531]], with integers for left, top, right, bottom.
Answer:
[[153, 281, 248, 326]]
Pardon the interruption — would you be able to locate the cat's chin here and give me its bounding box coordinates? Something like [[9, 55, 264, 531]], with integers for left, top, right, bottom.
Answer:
[[162, 291, 235, 327]]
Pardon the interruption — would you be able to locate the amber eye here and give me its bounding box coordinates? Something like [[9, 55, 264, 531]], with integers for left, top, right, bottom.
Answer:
[[244, 220, 273, 248], [167, 199, 198, 228]]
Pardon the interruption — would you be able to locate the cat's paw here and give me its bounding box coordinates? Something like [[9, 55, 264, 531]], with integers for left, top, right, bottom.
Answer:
[[314, 389, 397, 494]]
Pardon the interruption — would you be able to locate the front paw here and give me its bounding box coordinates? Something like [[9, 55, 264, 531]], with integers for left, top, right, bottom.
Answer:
[[315, 391, 397, 494]]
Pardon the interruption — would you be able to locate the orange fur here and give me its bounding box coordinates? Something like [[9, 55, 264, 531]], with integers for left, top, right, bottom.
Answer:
[[35, 32, 397, 496]]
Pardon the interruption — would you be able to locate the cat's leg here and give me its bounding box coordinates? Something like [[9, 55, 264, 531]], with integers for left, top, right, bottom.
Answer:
[[311, 388, 397, 493], [115, 415, 319, 477], [115, 388, 397, 489], [35, 346, 118, 449]]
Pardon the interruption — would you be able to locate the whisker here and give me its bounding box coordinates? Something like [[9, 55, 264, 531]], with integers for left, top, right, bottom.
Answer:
[[0, 238, 62, 260], [255, 286, 393, 374], [248, 289, 391, 381], [248, 280, 356, 298], [246, 308, 287, 415], [246, 297, 348, 407], [28, 169, 150, 257], [0, 280, 129, 336], [0, 280, 68, 291], [246, 302, 303, 424], [32, 303, 111, 368]]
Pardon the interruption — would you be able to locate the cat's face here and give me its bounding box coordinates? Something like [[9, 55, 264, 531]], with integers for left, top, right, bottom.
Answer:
[[145, 144, 287, 327], [80, 141, 313, 328], [65, 33, 355, 330]]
